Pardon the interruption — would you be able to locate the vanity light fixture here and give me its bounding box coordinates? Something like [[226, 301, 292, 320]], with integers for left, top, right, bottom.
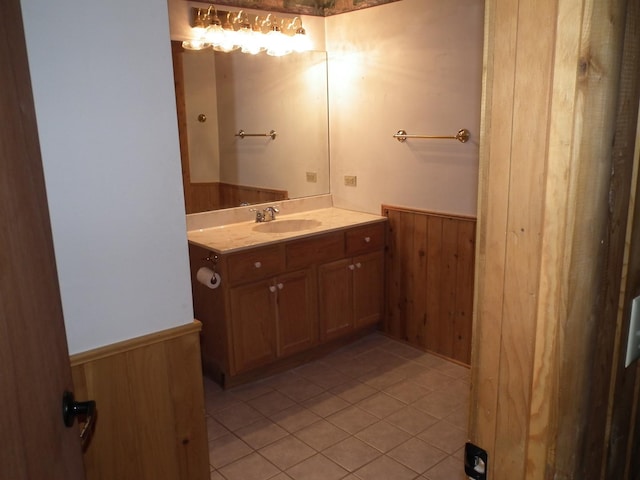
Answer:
[[238, 13, 263, 55], [181, 8, 208, 50], [214, 11, 240, 52], [290, 17, 312, 53], [183, 7, 311, 56], [203, 6, 225, 47], [265, 15, 292, 57]]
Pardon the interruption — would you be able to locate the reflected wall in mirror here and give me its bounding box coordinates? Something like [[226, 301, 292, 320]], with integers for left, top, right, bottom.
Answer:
[[171, 42, 330, 214]]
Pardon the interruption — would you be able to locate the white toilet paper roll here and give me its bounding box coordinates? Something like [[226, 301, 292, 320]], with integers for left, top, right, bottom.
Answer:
[[196, 267, 221, 289]]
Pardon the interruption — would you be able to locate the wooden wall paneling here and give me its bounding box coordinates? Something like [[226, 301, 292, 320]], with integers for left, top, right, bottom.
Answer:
[[82, 352, 144, 479], [522, 0, 585, 474], [397, 210, 417, 344], [473, 0, 639, 478], [129, 344, 182, 479], [400, 211, 419, 345], [548, 1, 636, 478], [165, 333, 210, 479], [608, 125, 640, 479], [382, 206, 475, 365], [188, 183, 221, 214], [217, 183, 288, 209], [383, 208, 404, 338], [491, 0, 556, 474], [409, 214, 428, 348], [469, 0, 519, 466], [439, 218, 458, 359], [597, 4, 640, 478], [453, 220, 475, 365], [70, 322, 208, 480], [425, 215, 443, 354]]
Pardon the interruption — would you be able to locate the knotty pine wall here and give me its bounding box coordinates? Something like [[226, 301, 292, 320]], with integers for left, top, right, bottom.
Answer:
[[184, 181, 288, 213], [382, 206, 475, 365], [471, 0, 640, 478], [70, 322, 209, 480]]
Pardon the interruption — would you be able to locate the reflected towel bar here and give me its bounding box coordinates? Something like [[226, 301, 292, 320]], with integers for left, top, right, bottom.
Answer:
[[393, 128, 470, 143], [235, 129, 277, 140]]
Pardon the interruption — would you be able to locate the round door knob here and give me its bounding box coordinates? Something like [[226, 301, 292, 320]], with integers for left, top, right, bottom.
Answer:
[[355, 262, 362, 268], [348, 264, 355, 270], [277, 283, 284, 290], [364, 236, 371, 243], [269, 285, 276, 293], [254, 261, 262, 269]]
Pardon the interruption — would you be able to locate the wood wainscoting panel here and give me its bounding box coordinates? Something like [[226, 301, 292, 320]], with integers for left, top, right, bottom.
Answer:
[[217, 182, 288, 210], [382, 205, 476, 365], [70, 321, 209, 480]]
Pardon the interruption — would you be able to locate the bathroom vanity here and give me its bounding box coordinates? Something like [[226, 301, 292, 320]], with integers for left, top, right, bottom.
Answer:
[[187, 200, 386, 387]]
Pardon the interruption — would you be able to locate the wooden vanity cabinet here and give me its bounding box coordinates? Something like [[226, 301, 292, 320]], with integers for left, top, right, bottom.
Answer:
[[272, 269, 318, 358], [228, 278, 277, 374], [189, 221, 386, 386], [318, 225, 385, 341], [229, 268, 317, 374]]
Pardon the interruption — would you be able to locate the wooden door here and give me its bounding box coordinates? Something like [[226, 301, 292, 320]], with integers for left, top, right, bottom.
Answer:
[[229, 280, 277, 374], [276, 269, 318, 358], [353, 251, 384, 329], [318, 258, 354, 341], [0, 0, 86, 478]]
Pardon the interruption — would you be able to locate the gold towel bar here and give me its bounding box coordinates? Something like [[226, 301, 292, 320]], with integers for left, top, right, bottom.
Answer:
[[235, 129, 277, 140], [393, 128, 470, 143]]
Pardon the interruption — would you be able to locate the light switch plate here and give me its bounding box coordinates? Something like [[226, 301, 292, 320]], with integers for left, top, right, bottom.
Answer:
[[625, 295, 640, 368]]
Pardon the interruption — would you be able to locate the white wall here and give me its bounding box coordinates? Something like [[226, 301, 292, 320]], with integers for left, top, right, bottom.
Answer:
[[20, 0, 194, 354], [326, 0, 484, 216]]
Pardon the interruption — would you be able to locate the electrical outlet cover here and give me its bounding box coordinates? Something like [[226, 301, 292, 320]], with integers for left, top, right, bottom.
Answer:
[[625, 295, 640, 368]]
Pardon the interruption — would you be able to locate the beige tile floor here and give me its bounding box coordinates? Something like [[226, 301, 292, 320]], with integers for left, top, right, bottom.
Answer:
[[204, 333, 470, 480]]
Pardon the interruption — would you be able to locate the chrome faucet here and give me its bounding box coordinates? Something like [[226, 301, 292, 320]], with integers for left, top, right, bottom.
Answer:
[[262, 206, 279, 222], [252, 205, 279, 222]]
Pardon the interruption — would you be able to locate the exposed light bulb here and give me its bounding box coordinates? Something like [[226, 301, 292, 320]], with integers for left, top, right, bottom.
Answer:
[[214, 13, 239, 52], [292, 28, 311, 52], [182, 38, 207, 50], [265, 26, 292, 56], [205, 19, 225, 46]]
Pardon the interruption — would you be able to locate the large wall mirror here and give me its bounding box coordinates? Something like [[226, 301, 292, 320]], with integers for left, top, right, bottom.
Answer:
[[172, 43, 330, 213]]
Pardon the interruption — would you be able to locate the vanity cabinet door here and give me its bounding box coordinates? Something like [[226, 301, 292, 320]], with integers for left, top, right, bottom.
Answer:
[[318, 251, 384, 341], [276, 269, 318, 358], [318, 258, 354, 341], [229, 280, 277, 374], [353, 251, 384, 329]]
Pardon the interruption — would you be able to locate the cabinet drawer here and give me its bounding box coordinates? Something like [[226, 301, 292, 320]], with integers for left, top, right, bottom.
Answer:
[[286, 232, 345, 269], [227, 245, 285, 285], [346, 222, 386, 255]]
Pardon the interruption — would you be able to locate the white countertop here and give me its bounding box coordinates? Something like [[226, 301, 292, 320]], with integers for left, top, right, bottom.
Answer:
[[187, 207, 386, 253]]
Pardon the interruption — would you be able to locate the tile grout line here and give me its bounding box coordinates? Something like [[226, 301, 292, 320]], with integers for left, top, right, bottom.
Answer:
[[205, 333, 470, 480]]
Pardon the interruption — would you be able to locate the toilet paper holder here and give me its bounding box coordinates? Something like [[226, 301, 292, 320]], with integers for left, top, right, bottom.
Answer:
[[203, 253, 220, 287]]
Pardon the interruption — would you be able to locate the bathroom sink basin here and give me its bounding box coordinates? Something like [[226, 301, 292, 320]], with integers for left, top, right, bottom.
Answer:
[[253, 219, 321, 234]]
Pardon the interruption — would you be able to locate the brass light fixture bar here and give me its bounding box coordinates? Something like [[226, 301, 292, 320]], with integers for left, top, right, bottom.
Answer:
[[182, 6, 311, 56]]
